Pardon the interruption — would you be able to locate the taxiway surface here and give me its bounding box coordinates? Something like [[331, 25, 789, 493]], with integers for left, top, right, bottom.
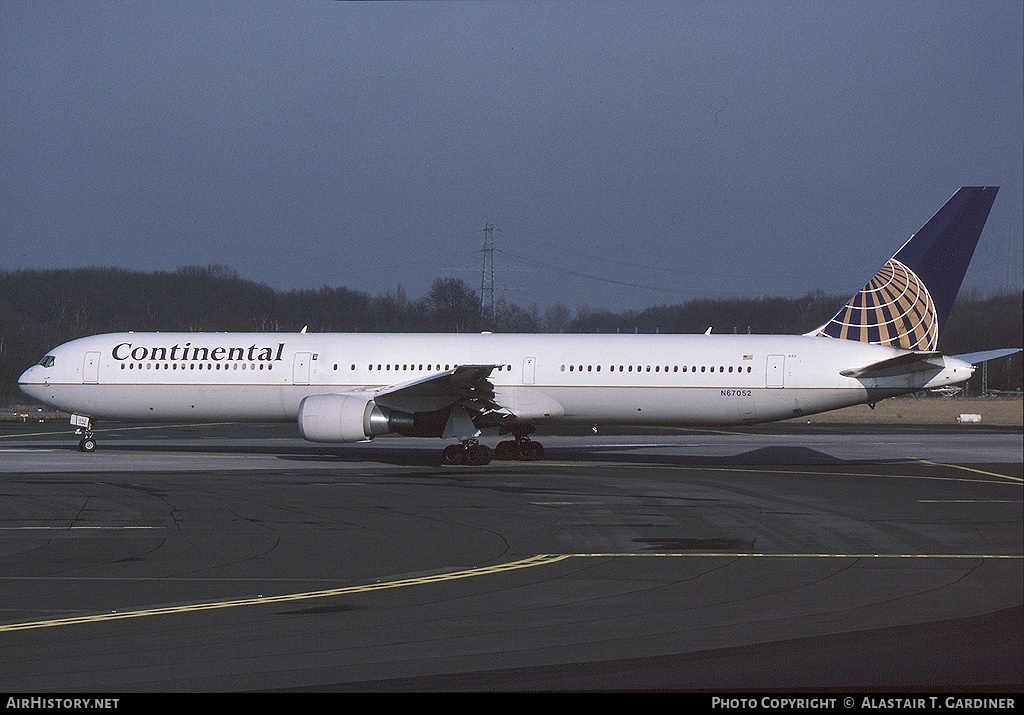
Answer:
[[0, 421, 1020, 692]]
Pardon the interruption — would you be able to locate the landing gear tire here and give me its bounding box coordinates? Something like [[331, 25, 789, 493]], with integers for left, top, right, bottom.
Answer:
[[494, 440, 516, 460], [79, 437, 97, 453], [441, 444, 466, 465], [465, 444, 491, 466], [519, 440, 543, 461]]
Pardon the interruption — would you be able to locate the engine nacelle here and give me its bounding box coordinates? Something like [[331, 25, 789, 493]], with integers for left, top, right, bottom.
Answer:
[[297, 393, 391, 443]]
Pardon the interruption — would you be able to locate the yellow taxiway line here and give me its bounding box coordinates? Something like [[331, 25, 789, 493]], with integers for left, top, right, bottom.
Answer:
[[1, 551, 1019, 634]]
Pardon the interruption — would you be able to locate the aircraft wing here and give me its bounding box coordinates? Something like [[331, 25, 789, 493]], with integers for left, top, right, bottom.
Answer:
[[348, 363, 564, 426], [349, 364, 504, 415]]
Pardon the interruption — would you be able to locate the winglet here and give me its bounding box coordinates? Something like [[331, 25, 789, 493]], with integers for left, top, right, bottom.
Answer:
[[812, 187, 999, 350]]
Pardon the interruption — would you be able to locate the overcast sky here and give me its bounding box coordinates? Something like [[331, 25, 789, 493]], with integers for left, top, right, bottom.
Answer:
[[2, 1, 1021, 312]]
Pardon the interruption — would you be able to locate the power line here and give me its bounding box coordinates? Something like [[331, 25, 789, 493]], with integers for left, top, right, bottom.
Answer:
[[496, 248, 698, 297]]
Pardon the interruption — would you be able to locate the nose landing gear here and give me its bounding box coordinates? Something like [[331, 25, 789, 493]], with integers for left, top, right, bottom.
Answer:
[[71, 414, 97, 452]]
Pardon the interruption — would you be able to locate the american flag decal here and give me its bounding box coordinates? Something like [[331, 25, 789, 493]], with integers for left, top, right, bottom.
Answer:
[[742, 355, 753, 360], [816, 258, 938, 351]]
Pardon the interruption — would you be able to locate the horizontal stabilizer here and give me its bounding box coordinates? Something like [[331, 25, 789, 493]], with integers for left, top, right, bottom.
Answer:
[[953, 348, 1022, 366], [840, 351, 946, 378]]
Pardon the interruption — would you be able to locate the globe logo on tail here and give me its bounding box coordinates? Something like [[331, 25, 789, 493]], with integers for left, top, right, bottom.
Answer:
[[816, 258, 938, 351]]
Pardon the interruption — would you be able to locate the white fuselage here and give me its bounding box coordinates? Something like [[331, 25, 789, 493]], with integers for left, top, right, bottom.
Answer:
[[17, 332, 974, 430]]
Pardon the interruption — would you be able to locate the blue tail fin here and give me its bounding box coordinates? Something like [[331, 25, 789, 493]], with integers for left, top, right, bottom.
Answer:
[[812, 186, 999, 350]]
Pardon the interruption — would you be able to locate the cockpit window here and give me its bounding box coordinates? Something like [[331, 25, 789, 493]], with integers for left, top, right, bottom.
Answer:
[[38, 356, 55, 368]]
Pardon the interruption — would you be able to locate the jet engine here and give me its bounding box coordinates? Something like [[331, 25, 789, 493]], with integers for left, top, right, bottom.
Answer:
[[297, 393, 392, 442], [297, 393, 450, 443]]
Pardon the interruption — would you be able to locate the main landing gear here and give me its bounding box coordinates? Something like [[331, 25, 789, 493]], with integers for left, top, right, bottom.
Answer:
[[441, 439, 492, 466], [494, 424, 544, 462], [439, 426, 546, 466]]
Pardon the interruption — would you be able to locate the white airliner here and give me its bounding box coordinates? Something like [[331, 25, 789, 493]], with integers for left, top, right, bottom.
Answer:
[[18, 186, 1018, 464]]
